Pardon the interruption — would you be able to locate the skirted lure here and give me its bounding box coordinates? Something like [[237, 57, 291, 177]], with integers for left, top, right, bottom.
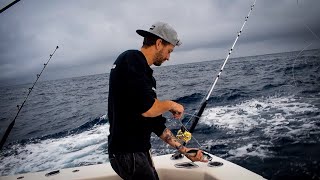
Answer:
[[185, 149, 213, 161], [174, 0, 257, 157]]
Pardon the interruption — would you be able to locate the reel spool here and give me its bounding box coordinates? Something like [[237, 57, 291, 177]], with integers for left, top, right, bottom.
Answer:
[[176, 126, 192, 143]]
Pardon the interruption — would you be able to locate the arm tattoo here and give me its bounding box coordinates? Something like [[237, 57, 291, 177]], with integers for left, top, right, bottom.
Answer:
[[163, 128, 175, 143], [162, 128, 179, 143], [176, 144, 183, 150], [161, 128, 186, 153]]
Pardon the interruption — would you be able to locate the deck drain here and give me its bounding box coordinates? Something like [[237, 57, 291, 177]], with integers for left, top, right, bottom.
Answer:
[[208, 161, 223, 167], [45, 170, 60, 177]]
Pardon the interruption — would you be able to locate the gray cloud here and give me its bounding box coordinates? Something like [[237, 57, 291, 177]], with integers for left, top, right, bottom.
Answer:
[[0, 0, 319, 86]]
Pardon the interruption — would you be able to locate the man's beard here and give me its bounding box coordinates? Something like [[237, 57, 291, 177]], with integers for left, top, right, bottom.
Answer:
[[153, 50, 165, 66]]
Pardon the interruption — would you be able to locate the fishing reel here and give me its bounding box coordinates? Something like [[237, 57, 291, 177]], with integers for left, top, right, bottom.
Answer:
[[171, 126, 192, 160], [176, 126, 192, 143]]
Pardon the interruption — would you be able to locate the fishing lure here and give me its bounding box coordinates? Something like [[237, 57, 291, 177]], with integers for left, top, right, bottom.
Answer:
[[185, 149, 213, 161]]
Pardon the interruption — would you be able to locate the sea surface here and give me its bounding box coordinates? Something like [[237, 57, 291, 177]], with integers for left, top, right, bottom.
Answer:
[[0, 49, 319, 179]]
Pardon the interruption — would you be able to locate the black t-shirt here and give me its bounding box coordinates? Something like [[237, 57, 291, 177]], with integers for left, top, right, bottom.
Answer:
[[108, 50, 166, 154]]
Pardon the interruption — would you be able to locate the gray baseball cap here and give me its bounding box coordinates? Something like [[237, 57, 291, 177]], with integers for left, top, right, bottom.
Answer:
[[136, 22, 181, 46]]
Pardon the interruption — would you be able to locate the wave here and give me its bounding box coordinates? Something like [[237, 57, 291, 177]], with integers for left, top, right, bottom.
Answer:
[[0, 117, 109, 176], [261, 83, 289, 91], [271, 53, 319, 75], [41, 115, 108, 140], [209, 89, 250, 103], [200, 95, 319, 133], [191, 95, 320, 165], [226, 90, 248, 101], [5, 115, 108, 149], [228, 143, 272, 159], [174, 93, 203, 104]]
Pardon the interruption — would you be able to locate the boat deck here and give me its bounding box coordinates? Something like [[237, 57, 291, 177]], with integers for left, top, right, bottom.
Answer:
[[1, 153, 265, 180]]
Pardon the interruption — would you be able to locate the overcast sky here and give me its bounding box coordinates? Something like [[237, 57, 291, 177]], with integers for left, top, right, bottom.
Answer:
[[0, 0, 319, 86]]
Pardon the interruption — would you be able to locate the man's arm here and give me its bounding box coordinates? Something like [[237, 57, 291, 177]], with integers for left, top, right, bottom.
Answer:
[[142, 99, 184, 119], [160, 128, 188, 154], [159, 128, 207, 162]]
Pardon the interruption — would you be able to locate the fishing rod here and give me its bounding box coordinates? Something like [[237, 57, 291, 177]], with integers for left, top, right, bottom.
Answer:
[[0, 0, 21, 14], [174, 0, 257, 158], [0, 46, 59, 150]]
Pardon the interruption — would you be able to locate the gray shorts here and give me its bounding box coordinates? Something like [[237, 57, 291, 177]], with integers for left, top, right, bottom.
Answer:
[[109, 151, 159, 180]]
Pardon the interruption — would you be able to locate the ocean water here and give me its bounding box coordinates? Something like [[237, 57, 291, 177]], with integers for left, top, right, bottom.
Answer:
[[0, 49, 319, 179]]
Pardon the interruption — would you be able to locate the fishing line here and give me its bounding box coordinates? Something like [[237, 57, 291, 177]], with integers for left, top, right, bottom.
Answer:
[[167, 114, 203, 148], [292, 43, 313, 87], [183, 112, 200, 119], [0, 46, 59, 150], [296, 0, 320, 41], [175, 0, 257, 150], [176, 121, 203, 149], [291, 0, 320, 87]]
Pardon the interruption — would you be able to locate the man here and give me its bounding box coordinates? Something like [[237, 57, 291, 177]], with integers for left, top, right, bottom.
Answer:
[[108, 22, 207, 180]]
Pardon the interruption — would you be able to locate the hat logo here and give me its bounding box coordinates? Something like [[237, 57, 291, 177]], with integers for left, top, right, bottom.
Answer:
[[152, 87, 156, 92], [150, 25, 155, 30]]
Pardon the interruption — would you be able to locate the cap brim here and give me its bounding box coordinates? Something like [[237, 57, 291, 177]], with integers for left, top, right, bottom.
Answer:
[[136, 29, 181, 46], [136, 29, 156, 38]]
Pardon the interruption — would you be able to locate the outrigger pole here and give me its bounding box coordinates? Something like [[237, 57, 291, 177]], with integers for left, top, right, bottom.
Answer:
[[175, 0, 257, 152], [0, 46, 59, 150], [0, 0, 21, 14]]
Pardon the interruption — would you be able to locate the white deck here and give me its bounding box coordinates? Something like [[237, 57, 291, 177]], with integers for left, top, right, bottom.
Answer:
[[0, 153, 265, 180]]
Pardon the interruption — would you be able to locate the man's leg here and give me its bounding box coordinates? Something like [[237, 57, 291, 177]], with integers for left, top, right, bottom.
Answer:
[[109, 153, 135, 179], [132, 152, 159, 180], [109, 152, 159, 180]]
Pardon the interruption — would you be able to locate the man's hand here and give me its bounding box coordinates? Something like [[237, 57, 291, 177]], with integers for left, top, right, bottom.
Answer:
[[184, 148, 209, 163], [159, 129, 209, 163], [170, 101, 184, 119]]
